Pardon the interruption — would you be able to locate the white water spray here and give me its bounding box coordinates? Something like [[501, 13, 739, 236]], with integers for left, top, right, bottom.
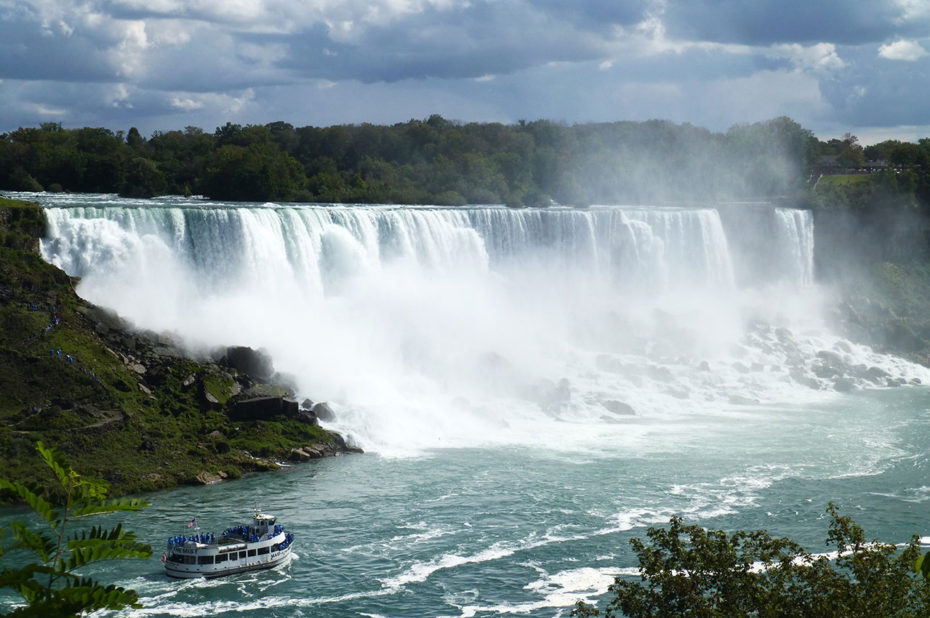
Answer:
[[38, 195, 929, 454]]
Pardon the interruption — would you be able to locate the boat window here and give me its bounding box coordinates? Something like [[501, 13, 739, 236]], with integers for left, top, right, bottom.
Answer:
[[172, 554, 195, 564], [248, 549, 256, 557], [215, 554, 228, 563], [239, 551, 247, 559], [197, 555, 214, 565], [257, 547, 270, 555], [228, 553, 238, 561]]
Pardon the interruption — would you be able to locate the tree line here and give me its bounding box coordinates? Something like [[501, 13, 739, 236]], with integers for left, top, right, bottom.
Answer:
[[0, 116, 818, 206], [2, 115, 929, 212]]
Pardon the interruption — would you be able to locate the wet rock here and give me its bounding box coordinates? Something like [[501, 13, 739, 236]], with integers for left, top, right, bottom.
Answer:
[[732, 362, 751, 374], [816, 350, 846, 367], [289, 448, 311, 462], [195, 471, 222, 485], [224, 346, 274, 380], [601, 400, 635, 415], [311, 401, 336, 422], [833, 377, 855, 392], [296, 409, 319, 425], [789, 368, 821, 390]]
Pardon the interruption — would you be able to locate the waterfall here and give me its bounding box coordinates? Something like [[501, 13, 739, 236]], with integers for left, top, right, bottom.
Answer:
[[38, 194, 920, 454], [43, 204, 742, 297], [773, 208, 815, 286]]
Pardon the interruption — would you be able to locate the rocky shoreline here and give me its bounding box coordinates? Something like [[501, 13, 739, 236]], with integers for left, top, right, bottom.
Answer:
[[0, 197, 359, 496]]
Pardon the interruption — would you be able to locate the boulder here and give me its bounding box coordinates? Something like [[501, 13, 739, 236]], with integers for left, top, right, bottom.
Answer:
[[290, 448, 311, 462], [225, 346, 274, 380], [203, 385, 220, 405], [601, 400, 635, 415], [311, 402, 336, 422], [195, 471, 222, 485], [296, 409, 319, 425]]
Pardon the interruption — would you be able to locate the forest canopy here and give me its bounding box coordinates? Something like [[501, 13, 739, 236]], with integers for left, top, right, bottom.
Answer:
[[0, 116, 815, 206], [1, 116, 929, 211]]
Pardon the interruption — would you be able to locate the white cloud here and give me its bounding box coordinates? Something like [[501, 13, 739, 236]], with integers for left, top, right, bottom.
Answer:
[[30, 103, 67, 116], [771, 42, 845, 74], [893, 0, 930, 23], [878, 39, 927, 61], [114, 20, 149, 78], [170, 96, 204, 110]]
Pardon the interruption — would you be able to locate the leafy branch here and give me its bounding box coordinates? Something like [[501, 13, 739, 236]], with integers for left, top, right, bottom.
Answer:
[[0, 441, 151, 617]]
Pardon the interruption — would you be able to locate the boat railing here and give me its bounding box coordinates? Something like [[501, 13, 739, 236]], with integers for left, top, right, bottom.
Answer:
[[167, 526, 288, 548]]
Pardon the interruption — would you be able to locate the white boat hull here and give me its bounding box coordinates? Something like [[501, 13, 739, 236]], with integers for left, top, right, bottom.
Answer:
[[165, 545, 292, 579]]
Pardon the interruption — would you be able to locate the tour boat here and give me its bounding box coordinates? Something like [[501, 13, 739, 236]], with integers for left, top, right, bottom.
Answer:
[[163, 512, 295, 578]]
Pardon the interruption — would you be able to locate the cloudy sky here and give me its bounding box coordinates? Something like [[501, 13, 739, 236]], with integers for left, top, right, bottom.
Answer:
[[1, 0, 929, 143]]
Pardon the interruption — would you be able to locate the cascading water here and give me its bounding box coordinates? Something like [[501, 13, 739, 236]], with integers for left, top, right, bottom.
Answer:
[[12, 192, 930, 616], [37, 194, 926, 454]]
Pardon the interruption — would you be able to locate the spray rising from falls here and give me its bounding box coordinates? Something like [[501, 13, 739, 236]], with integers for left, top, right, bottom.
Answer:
[[39, 196, 928, 453]]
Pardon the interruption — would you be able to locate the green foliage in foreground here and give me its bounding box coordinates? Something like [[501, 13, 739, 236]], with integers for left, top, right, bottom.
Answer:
[[573, 505, 930, 617], [0, 441, 150, 616]]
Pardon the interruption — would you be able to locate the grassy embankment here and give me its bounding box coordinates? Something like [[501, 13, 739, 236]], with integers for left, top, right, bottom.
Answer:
[[0, 197, 348, 496]]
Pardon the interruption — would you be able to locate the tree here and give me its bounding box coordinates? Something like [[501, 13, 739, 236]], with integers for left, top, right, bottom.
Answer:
[[573, 505, 930, 617], [119, 157, 167, 198], [203, 142, 306, 202], [125, 127, 145, 152], [0, 442, 151, 616]]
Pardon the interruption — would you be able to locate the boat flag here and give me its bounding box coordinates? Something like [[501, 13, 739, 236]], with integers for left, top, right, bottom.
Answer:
[[187, 518, 196, 528]]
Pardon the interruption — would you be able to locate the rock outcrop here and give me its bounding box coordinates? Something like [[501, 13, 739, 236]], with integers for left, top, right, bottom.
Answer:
[[223, 346, 275, 381]]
